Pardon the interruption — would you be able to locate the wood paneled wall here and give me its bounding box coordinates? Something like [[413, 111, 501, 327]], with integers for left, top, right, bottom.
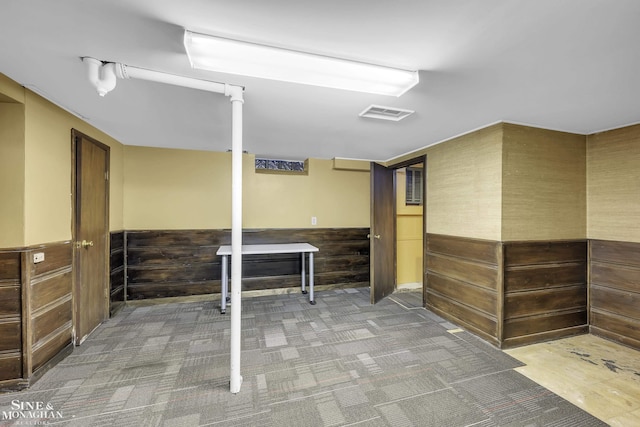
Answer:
[[126, 229, 226, 299], [425, 234, 588, 348], [23, 242, 73, 375], [0, 242, 72, 391], [503, 241, 588, 347], [425, 234, 502, 346], [109, 231, 125, 316], [589, 240, 640, 350], [0, 251, 23, 384], [126, 228, 369, 300]]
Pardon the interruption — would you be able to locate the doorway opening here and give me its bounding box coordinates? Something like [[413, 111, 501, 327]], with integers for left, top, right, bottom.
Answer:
[[369, 155, 426, 304], [395, 162, 424, 292]]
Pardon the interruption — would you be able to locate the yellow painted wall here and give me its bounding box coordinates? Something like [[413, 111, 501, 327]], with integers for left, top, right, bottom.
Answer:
[[0, 102, 26, 248], [123, 146, 232, 229], [587, 124, 640, 243], [396, 168, 423, 285], [0, 73, 25, 104], [502, 124, 586, 241], [124, 147, 370, 229], [245, 156, 369, 228], [1, 74, 125, 247], [22, 90, 124, 246]]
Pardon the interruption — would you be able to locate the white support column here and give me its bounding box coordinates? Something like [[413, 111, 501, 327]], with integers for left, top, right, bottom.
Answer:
[[83, 58, 246, 394], [228, 85, 244, 394]]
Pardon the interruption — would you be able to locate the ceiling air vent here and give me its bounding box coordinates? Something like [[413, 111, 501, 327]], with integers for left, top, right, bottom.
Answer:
[[359, 104, 414, 122]]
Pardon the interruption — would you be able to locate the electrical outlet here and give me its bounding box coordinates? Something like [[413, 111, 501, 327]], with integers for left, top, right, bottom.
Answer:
[[33, 252, 45, 263], [311, 216, 317, 226]]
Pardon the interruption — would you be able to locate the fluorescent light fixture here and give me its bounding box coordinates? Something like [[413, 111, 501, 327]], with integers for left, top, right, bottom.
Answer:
[[184, 30, 419, 96]]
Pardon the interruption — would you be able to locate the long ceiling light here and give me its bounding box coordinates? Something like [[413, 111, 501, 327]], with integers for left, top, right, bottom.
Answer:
[[184, 30, 419, 97]]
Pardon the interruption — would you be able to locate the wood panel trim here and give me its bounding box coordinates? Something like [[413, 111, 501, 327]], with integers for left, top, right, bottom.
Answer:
[[425, 233, 501, 343], [588, 239, 640, 351], [426, 272, 497, 315], [0, 319, 21, 352], [0, 242, 72, 387], [504, 262, 586, 292], [31, 297, 73, 345], [0, 251, 21, 282], [20, 251, 32, 378], [0, 352, 22, 383], [0, 286, 21, 319], [426, 302, 499, 346], [496, 243, 504, 346], [426, 253, 499, 290], [0, 250, 23, 383], [502, 240, 587, 346], [427, 233, 501, 265], [125, 228, 369, 300], [502, 325, 589, 348], [591, 285, 640, 321], [590, 309, 640, 349], [505, 285, 587, 319], [504, 241, 587, 265], [590, 239, 640, 267], [110, 231, 126, 315], [31, 322, 73, 372], [590, 262, 640, 292]]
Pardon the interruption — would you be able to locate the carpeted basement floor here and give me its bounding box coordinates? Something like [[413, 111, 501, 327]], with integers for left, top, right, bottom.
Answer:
[[0, 288, 606, 426]]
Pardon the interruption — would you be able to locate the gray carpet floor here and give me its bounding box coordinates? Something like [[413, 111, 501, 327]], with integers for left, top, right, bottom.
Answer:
[[0, 288, 606, 426]]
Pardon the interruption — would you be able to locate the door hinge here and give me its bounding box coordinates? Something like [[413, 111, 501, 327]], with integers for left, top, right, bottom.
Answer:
[[105, 171, 109, 181]]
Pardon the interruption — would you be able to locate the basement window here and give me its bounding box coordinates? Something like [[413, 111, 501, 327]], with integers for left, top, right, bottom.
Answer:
[[406, 167, 423, 205], [255, 158, 308, 175]]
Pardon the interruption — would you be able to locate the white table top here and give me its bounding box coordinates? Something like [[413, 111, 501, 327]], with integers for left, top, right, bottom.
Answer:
[[216, 242, 319, 256]]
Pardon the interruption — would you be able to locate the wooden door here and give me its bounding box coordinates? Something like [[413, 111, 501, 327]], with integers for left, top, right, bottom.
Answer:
[[72, 130, 109, 344], [370, 162, 396, 303]]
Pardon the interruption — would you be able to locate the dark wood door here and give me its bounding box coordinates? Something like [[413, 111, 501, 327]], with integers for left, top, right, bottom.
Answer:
[[73, 131, 109, 344], [370, 162, 396, 303]]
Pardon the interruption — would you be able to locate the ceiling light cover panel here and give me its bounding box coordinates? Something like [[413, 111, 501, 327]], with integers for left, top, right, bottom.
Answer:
[[184, 31, 419, 96]]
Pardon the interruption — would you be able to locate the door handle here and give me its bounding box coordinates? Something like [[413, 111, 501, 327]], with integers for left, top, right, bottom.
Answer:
[[78, 240, 94, 249], [367, 234, 381, 239]]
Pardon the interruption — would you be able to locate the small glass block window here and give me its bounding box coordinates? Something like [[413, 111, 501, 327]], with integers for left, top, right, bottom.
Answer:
[[406, 167, 423, 205]]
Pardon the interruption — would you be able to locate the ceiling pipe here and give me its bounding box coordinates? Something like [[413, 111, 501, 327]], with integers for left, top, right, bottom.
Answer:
[[83, 57, 116, 97], [82, 56, 245, 394]]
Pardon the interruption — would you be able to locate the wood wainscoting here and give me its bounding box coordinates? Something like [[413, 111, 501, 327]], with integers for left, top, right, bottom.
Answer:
[[125, 228, 370, 300], [0, 242, 73, 391], [109, 231, 125, 316], [22, 242, 73, 380], [425, 234, 503, 346], [503, 241, 588, 348], [589, 240, 640, 350], [0, 250, 23, 386], [425, 234, 588, 348]]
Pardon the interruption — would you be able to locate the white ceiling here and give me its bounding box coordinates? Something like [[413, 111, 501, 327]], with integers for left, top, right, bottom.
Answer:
[[1, 1, 639, 161]]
